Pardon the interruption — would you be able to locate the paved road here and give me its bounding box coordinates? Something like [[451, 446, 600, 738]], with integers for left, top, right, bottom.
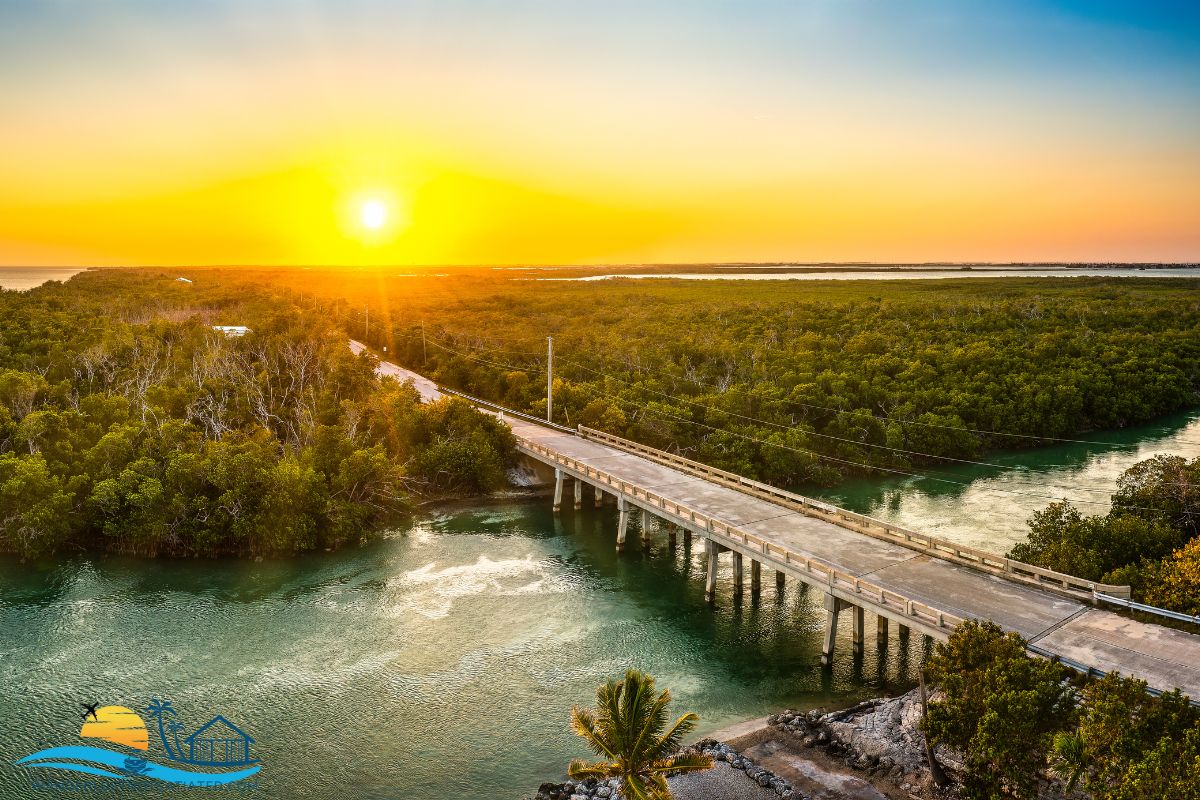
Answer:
[[508, 418, 1200, 699], [350, 340, 442, 402], [347, 339, 1200, 699]]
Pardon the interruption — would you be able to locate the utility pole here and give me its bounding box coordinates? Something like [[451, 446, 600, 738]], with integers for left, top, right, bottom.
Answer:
[[364, 305, 369, 341], [421, 320, 427, 365], [546, 336, 554, 423]]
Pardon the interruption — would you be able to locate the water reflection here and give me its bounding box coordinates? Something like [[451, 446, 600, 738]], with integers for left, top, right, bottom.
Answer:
[[821, 409, 1200, 553]]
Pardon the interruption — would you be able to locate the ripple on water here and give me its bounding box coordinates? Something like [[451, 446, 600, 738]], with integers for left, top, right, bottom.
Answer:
[[0, 500, 924, 800]]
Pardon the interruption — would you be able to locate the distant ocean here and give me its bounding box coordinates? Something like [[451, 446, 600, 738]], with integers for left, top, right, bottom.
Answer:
[[0, 267, 87, 290]]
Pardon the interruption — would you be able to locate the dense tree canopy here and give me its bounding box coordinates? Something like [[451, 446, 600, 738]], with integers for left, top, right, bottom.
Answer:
[[926, 621, 1200, 800], [923, 620, 1076, 800], [1011, 455, 1200, 614], [282, 270, 1200, 489], [0, 271, 515, 558]]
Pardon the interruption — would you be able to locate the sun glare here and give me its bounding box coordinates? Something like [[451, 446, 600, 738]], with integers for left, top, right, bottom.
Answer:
[[360, 200, 388, 230]]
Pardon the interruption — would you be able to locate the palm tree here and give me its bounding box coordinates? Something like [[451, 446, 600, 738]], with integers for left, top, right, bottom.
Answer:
[[144, 698, 179, 760], [568, 669, 713, 800], [1050, 730, 1087, 792]]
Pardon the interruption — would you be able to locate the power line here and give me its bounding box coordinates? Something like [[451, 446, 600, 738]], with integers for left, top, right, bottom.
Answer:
[[595, 389, 1191, 513], [417, 336, 1200, 491], [373, 338, 1200, 500], [423, 337, 542, 374], [414, 325, 1200, 450], [561, 358, 1200, 493]]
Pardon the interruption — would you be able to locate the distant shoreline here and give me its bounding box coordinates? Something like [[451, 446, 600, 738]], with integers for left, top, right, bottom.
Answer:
[[6, 262, 1197, 275]]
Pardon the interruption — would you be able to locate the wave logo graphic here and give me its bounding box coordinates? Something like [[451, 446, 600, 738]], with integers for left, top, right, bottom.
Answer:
[[15, 698, 261, 788]]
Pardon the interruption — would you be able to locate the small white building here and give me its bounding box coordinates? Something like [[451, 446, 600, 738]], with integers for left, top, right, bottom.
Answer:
[[176, 277, 193, 283], [212, 325, 252, 338]]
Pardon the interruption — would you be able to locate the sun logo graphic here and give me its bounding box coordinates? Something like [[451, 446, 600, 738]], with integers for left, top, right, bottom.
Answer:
[[14, 698, 262, 788]]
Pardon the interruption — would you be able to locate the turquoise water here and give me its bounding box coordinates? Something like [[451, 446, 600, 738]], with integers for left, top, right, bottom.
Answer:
[[3, 408, 1197, 798], [822, 408, 1200, 554], [0, 502, 924, 800]]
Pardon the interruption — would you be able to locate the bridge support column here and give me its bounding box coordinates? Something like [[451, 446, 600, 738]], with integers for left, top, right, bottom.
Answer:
[[750, 560, 761, 595], [822, 593, 848, 667], [553, 469, 563, 512], [616, 497, 629, 552], [876, 616, 889, 647], [705, 540, 719, 603], [732, 551, 743, 599], [668, 524, 677, 547], [594, 485, 604, 507], [641, 509, 651, 547], [574, 479, 582, 510], [851, 605, 865, 655], [683, 527, 692, 546], [776, 569, 786, 591]]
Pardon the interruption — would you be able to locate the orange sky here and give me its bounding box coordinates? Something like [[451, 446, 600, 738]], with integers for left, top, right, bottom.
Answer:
[[1, 2, 1198, 265]]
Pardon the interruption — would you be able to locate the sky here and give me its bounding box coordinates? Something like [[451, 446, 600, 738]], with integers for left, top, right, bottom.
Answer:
[[1, 0, 1198, 266]]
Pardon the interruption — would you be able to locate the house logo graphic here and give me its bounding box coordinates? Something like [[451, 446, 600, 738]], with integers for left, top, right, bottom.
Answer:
[[14, 698, 261, 788]]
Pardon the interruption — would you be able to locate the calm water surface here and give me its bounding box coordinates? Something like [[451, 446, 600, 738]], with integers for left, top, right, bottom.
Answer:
[[546, 268, 1200, 282], [0, 502, 925, 800], [0, 267, 87, 290], [823, 409, 1200, 553]]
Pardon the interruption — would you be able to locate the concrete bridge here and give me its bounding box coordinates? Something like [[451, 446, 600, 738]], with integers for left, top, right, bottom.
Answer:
[[351, 341, 1200, 699]]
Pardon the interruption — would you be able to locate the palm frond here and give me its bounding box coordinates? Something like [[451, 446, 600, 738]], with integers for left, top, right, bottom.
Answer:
[[622, 773, 657, 800], [644, 772, 673, 800], [629, 689, 672, 765], [567, 759, 619, 780], [649, 751, 714, 775], [571, 707, 618, 760], [567, 670, 711, 800], [649, 711, 699, 759]]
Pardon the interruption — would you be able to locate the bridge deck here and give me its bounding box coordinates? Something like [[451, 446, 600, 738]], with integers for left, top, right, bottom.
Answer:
[[508, 418, 1200, 699]]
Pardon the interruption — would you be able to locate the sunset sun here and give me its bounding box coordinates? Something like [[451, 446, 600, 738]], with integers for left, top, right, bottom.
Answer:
[[360, 200, 388, 231]]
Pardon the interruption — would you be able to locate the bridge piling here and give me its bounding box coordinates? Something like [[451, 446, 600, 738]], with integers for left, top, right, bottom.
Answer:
[[594, 485, 604, 507], [851, 605, 865, 655], [877, 616, 889, 647], [641, 509, 651, 547], [616, 497, 629, 552], [732, 551, 743, 599], [416, 395, 1199, 701], [822, 593, 845, 666], [704, 540, 719, 602], [668, 524, 677, 547], [574, 479, 582, 509], [750, 560, 761, 595]]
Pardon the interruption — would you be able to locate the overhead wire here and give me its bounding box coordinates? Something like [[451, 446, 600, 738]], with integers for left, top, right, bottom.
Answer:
[[413, 335, 1200, 494], [558, 343, 1200, 448], [591, 388, 1193, 513], [560, 357, 1200, 493]]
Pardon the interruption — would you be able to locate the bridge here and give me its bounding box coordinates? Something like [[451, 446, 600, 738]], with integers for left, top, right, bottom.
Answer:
[[352, 341, 1200, 699]]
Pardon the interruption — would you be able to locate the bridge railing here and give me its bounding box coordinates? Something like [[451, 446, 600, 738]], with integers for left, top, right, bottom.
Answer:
[[1094, 592, 1200, 626], [439, 386, 578, 435], [517, 435, 966, 634], [577, 425, 1132, 601]]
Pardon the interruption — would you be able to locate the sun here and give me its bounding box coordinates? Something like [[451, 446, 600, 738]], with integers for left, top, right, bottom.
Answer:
[[340, 189, 407, 245], [360, 200, 388, 231], [80, 706, 149, 751]]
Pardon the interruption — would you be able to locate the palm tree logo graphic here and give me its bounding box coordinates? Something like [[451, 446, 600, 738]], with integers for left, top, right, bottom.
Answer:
[[144, 698, 181, 760]]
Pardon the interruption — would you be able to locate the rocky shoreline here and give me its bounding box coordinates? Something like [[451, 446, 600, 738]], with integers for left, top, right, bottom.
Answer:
[[533, 739, 801, 800], [762, 690, 950, 798], [531, 689, 958, 800]]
